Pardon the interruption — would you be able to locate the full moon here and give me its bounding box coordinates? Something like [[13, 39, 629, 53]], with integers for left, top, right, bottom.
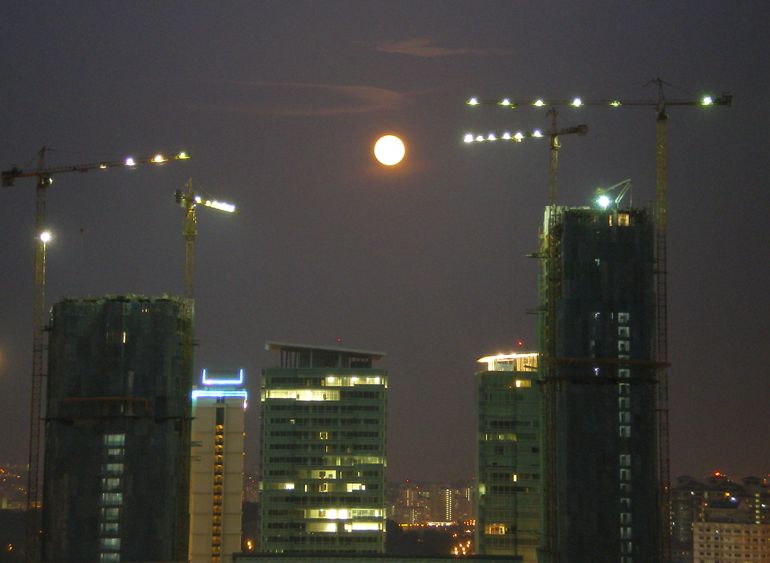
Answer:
[[373, 135, 406, 166]]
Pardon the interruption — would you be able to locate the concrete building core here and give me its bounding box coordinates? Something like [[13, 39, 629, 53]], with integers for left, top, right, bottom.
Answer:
[[539, 205, 660, 562], [42, 295, 192, 563]]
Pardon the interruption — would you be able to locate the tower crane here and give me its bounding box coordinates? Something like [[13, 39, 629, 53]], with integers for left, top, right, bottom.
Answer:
[[2, 147, 190, 562], [463, 107, 587, 205], [465, 81, 732, 562], [174, 178, 237, 301], [173, 179, 235, 557]]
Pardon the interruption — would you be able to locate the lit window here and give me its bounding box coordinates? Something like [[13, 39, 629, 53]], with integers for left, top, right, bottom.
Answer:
[[619, 454, 631, 467], [618, 213, 630, 227], [620, 512, 632, 524], [103, 463, 124, 475], [621, 497, 632, 509], [261, 389, 341, 401], [620, 468, 632, 481], [618, 368, 630, 379], [102, 477, 121, 490], [346, 483, 366, 492], [619, 412, 631, 424], [101, 492, 123, 506], [618, 397, 630, 410], [619, 426, 631, 437], [103, 434, 125, 447], [345, 522, 382, 532], [618, 326, 630, 338], [100, 537, 120, 550], [319, 431, 329, 440], [618, 312, 630, 324], [618, 341, 630, 352], [514, 379, 532, 388], [618, 383, 631, 396], [621, 526, 633, 539], [485, 523, 507, 535]]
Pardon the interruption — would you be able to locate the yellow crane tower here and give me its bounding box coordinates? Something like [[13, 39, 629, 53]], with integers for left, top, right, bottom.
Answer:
[[2, 147, 190, 562], [465, 81, 732, 562], [174, 178, 237, 300]]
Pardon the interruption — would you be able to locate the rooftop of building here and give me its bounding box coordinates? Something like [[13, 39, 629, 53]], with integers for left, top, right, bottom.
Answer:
[[57, 294, 185, 304], [265, 341, 386, 369], [476, 351, 538, 372]]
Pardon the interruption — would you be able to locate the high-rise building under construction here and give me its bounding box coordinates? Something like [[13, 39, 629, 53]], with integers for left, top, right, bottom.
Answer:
[[539, 203, 660, 562], [259, 342, 387, 555], [42, 295, 193, 563]]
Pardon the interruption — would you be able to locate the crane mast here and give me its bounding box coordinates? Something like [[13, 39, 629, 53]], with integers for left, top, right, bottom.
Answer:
[[2, 147, 190, 563]]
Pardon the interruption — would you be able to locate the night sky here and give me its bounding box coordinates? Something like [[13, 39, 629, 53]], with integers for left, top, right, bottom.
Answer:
[[1, 1, 768, 484]]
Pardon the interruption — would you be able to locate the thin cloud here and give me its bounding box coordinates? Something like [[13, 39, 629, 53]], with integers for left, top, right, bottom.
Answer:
[[206, 81, 410, 117], [376, 37, 510, 58]]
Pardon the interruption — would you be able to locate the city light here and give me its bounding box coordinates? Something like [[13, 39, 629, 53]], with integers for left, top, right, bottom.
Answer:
[[533, 98, 546, 107], [124, 157, 136, 166], [701, 95, 714, 106], [571, 97, 583, 107], [39, 230, 52, 243], [176, 151, 191, 160], [466, 97, 479, 106], [151, 154, 167, 163]]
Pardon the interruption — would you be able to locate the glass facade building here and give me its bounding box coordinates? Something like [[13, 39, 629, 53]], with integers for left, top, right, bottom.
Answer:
[[476, 352, 541, 562], [259, 342, 387, 554]]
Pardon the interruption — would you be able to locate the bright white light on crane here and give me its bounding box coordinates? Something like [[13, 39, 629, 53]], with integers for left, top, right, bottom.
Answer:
[[499, 98, 512, 106], [487, 133, 497, 141], [596, 195, 611, 209], [125, 157, 136, 167], [532, 129, 543, 138], [609, 100, 622, 107], [152, 154, 167, 163], [176, 151, 191, 160], [701, 95, 714, 106], [501, 132, 512, 140], [463, 133, 474, 143], [514, 132, 524, 142], [533, 99, 546, 107], [467, 97, 479, 106], [202, 199, 236, 213], [571, 97, 583, 108], [39, 231, 52, 243]]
